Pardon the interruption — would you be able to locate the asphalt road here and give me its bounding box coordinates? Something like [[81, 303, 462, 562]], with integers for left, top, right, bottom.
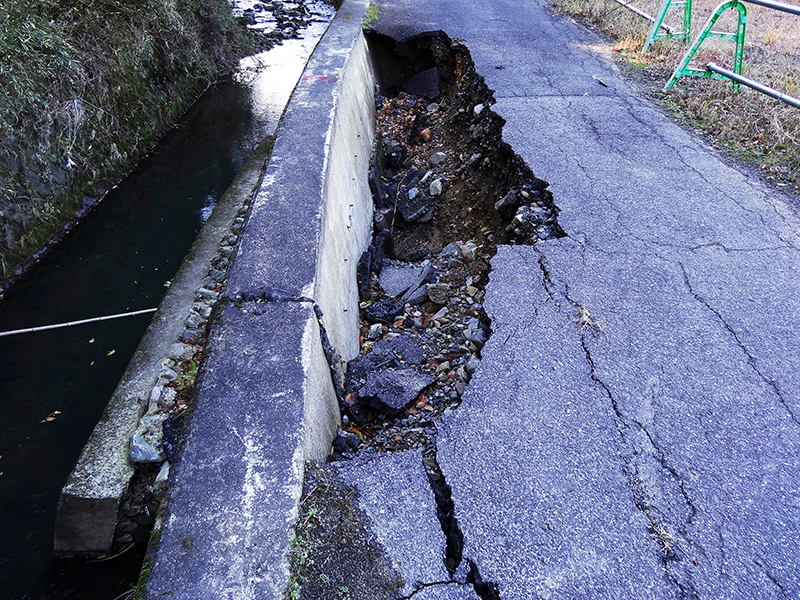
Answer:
[[375, 0, 800, 597]]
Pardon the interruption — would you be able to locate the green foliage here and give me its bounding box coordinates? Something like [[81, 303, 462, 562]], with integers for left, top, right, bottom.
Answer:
[[133, 555, 151, 600], [362, 4, 379, 29], [0, 0, 78, 129], [0, 0, 252, 280], [175, 359, 198, 390]]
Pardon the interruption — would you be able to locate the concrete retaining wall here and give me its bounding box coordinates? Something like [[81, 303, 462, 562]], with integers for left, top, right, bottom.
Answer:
[[144, 0, 376, 597]]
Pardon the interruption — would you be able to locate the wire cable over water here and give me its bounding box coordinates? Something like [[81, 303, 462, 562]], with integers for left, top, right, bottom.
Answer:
[[0, 308, 158, 338]]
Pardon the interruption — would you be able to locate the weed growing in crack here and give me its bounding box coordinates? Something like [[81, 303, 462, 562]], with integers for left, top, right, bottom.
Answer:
[[572, 302, 608, 346], [649, 522, 682, 558]]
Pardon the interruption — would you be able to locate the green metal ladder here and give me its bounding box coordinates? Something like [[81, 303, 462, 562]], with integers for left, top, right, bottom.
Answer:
[[644, 0, 694, 51], [665, 0, 748, 91]]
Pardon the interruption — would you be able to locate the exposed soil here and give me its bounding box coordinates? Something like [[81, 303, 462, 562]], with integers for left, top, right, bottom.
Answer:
[[289, 32, 562, 600]]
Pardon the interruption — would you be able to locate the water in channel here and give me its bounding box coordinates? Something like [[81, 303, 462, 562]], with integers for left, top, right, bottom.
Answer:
[[0, 4, 334, 598]]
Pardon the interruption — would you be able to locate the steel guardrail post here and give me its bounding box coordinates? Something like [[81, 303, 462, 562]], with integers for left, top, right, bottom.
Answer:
[[644, 0, 693, 51], [665, 0, 747, 91]]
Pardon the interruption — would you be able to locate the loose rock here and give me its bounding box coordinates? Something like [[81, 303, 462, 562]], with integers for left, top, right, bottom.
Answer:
[[426, 283, 451, 305], [359, 370, 436, 416], [429, 152, 447, 165], [130, 435, 162, 463]]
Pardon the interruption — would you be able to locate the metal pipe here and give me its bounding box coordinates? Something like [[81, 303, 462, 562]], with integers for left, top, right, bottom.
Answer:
[[706, 62, 800, 108], [612, 0, 676, 32], [0, 308, 158, 338], [741, 0, 800, 15]]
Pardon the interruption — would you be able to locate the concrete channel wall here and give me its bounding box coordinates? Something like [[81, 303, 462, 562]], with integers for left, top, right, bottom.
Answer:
[[144, 1, 376, 597], [53, 135, 276, 555]]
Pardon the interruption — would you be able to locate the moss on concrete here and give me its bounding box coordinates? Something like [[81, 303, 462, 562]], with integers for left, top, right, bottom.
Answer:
[[285, 461, 403, 600]]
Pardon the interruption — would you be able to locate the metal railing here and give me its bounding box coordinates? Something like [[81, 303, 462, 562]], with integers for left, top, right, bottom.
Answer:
[[665, 0, 747, 91], [610, 0, 694, 49], [612, 0, 677, 31], [665, 0, 800, 107], [742, 0, 800, 14], [645, 0, 694, 49], [706, 62, 800, 107]]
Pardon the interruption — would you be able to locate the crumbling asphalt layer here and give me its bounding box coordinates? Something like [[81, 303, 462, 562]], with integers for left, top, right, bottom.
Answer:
[[335, 0, 800, 598], [287, 30, 555, 599]]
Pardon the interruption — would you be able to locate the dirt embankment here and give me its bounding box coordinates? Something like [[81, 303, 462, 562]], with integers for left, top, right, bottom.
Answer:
[[0, 0, 251, 287]]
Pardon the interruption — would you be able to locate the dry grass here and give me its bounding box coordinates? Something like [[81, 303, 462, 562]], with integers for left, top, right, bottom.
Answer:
[[550, 0, 800, 190]]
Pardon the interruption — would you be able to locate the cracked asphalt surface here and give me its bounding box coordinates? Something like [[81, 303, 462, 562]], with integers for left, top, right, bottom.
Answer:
[[375, 0, 800, 597]]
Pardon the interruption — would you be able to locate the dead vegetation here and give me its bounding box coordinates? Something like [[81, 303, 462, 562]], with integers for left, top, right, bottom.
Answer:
[[550, 0, 800, 191]]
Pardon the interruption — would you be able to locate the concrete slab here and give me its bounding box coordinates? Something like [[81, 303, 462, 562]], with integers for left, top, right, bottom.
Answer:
[[145, 301, 338, 599], [335, 451, 452, 595], [438, 248, 669, 598], [225, 0, 377, 367]]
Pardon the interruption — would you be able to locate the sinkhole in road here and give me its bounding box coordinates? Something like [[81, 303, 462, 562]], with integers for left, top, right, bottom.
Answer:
[[289, 31, 563, 599]]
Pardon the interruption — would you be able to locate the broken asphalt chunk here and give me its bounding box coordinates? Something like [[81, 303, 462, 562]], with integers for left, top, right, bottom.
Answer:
[[334, 452, 453, 595], [359, 370, 436, 416], [363, 297, 405, 324], [372, 334, 424, 366], [380, 260, 429, 297]]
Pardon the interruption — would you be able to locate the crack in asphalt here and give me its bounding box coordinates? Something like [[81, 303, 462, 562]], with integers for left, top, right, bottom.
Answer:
[[753, 558, 789, 596], [423, 446, 504, 600], [401, 580, 466, 599], [635, 422, 699, 526], [576, 331, 702, 599], [556, 276, 705, 598], [689, 241, 797, 253], [671, 144, 797, 248], [533, 248, 557, 302], [464, 559, 503, 600], [679, 262, 800, 426]]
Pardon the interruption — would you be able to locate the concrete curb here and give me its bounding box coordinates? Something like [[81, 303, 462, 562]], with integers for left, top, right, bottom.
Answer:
[[145, 0, 376, 596]]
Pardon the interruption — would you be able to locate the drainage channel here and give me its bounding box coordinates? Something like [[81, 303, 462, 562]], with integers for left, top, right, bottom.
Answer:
[[0, 2, 334, 597], [286, 31, 562, 599]]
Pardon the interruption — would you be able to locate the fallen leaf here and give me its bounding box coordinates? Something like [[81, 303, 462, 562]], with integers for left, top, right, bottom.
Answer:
[[40, 411, 61, 423]]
